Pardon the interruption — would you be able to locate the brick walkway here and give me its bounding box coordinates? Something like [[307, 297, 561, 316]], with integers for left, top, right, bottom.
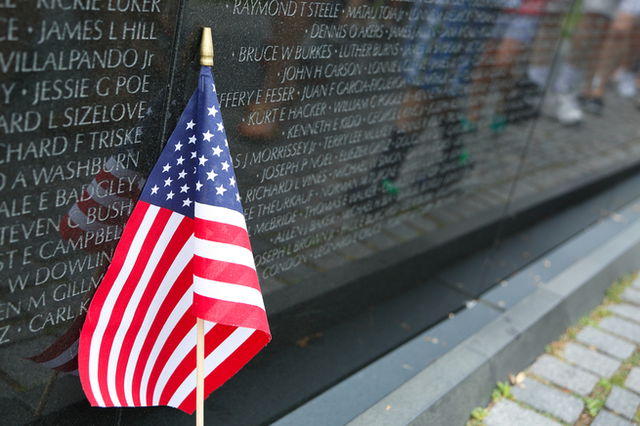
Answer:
[[469, 274, 640, 426]]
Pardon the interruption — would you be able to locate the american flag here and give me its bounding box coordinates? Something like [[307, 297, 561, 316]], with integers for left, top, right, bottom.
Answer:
[[78, 66, 271, 413]]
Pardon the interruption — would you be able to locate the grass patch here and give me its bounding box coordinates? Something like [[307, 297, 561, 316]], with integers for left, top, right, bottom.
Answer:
[[611, 349, 640, 388], [467, 406, 489, 425], [582, 379, 611, 418], [584, 396, 604, 417], [491, 381, 512, 402], [470, 406, 488, 420], [605, 275, 632, 304]]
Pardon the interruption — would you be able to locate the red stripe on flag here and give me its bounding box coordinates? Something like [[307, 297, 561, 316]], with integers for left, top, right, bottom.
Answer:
[[178, 330, 271, 413], [144, 311, 195, 405], [192, 255, 260, 290], [108, 208, 179, 404], [131, 260, 193, 406], [96, 207, 171, 406], [114, 215, 193, 405], [79, 201, 151, 406], [192, 295, 269, 332], [194, 218, 252, 250], [157, 324, 235, 405]]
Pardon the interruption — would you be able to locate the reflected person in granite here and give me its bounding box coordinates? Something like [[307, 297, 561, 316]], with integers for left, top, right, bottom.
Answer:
[[466, 0, 547, 133], [357, 0, 505, 214]]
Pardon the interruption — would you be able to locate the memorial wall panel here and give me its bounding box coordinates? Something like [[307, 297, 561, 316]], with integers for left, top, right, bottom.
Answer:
[[3, 0, 640, 423]]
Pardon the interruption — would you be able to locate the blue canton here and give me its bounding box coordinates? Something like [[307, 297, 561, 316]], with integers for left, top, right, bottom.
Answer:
[[139, 67, 242, 218]]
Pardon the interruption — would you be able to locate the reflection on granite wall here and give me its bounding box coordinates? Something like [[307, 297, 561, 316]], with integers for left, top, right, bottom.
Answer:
[[2, 0, 640, 422]]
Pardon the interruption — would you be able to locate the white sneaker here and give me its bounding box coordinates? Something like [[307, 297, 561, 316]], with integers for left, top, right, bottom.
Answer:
[[556, 93, 583, 125], [617, 70, 637, 98]]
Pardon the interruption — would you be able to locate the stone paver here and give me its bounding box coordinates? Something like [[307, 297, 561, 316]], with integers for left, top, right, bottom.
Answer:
[[576, 326, 635, 360], [471, 277, 640, 426], [485, 399, 560, 426], [600, 316, 640, 344], [591, 410, 635, 426], [605, 386, 640, 419], [625, 367, 640, 395], [622, 288, 640, 305], [529, 354, 599, 396], [562, 342, 621, 377], [609, 304, 640, 324], [511, 378, 584, 424]]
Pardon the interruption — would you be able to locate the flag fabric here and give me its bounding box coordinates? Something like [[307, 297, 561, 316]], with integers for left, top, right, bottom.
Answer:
[[78, 66, 271, 413]]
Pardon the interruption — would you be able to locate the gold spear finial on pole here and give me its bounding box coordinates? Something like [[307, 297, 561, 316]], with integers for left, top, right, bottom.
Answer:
[[200, 27, 214, 67]]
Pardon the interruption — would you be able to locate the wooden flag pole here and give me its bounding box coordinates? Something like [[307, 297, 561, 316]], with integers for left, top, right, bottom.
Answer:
[[196, 318, 205, 426], [197, 27, 214, 426]]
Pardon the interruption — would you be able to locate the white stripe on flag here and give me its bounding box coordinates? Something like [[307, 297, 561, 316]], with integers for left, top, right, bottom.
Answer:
[[139, 287, 191, 406], [108, 212, 183, 406], [152, 321, 215, 405], [88, 205, 159, 407], [168, 327, 254, 408], [125, 233, 193, 406], [193, 276, 265, 309], [195, 202, 247, 229], [194, 237, 256, 270]]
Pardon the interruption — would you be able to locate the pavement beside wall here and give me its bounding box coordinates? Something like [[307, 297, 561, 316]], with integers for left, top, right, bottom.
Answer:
[[470, 274, 640, 426]]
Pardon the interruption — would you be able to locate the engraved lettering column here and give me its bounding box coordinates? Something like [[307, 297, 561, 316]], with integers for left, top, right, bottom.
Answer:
[[0, 0, 179, 416]]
